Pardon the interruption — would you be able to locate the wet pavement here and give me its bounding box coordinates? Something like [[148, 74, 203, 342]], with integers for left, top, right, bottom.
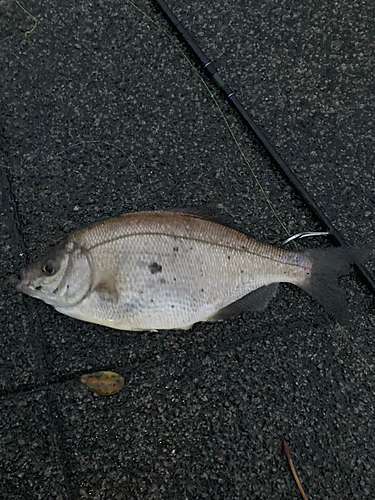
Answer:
[[1, 0, 374, 498]]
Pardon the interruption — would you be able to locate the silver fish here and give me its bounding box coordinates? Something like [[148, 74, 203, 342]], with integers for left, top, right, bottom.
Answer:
[[16, 211, 352, 330]]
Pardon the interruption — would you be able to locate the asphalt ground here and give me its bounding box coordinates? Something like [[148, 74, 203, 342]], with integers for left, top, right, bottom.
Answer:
[[1, 0, 374, 498]]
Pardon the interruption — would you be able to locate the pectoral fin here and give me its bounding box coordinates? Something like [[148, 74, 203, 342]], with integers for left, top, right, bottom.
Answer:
[[208, 283, 279, 322], [94, 273, 119, 301]]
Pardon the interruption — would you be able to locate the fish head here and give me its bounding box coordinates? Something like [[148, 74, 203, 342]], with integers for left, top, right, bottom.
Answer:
[[17, 239, 93, 308]]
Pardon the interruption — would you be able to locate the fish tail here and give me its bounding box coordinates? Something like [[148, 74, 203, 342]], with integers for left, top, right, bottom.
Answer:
[[298, 247, 357, 323]]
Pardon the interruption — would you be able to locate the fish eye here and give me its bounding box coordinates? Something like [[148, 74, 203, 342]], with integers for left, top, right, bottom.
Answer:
[[42, 261, 55, 276]]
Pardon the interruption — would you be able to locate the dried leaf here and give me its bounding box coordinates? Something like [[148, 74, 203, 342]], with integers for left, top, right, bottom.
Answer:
[[81, 371, 124, 396]]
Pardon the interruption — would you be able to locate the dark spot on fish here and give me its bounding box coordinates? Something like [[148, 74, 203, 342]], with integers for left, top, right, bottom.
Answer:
[[173, 246, 179, 252], [173, 277, 176, 281], [228, 255, 231, 260], [160, 278, 166, 284], [201, 288, 204, 292], [171, 305, 174, 308], [53, 288, 59, 294], [241, 270, 244, 274], [150, 299, 154, 302], [35, 286, 42, 291], [149, 262, 162, 274]]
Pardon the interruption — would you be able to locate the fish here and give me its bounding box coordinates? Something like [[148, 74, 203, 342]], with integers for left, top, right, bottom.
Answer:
[[16, 210, 354, 330]]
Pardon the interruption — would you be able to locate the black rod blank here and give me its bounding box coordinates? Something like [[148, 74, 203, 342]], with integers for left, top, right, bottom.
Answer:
[[153, 0, 375, 296]]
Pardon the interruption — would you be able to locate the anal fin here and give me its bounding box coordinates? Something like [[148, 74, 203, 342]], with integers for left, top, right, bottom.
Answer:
[[208, 283, 279, 322]]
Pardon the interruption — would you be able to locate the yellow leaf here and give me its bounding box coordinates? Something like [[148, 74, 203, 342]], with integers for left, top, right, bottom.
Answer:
[[81, 371, 124, 395]]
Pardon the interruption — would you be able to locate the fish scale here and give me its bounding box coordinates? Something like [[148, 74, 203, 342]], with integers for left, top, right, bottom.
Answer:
[[17, 211, 353, 330], [66, 232, 264, 330]]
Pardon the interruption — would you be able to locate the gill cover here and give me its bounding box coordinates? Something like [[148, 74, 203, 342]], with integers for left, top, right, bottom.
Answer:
[[56, 240, 93, 306], [17, 240, 93, 308]]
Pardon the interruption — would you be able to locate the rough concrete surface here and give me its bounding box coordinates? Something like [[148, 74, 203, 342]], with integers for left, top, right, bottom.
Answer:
[[1, 0, 374, 498]]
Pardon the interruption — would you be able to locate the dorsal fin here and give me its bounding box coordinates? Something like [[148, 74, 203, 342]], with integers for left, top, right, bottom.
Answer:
[[165, 206, 240, 231], [208, 284, 279, 322]]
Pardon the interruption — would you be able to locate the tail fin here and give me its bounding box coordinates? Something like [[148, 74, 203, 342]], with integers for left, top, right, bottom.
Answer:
[[298, 247, 357, 324]]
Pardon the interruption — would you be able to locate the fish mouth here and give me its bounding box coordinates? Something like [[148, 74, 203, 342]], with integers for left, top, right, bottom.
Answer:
[[16, 281, 34, 296], [15, 269, 35, 297]]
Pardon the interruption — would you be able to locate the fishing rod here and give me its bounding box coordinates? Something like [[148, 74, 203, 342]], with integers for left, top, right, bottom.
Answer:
[[152, 0, 375, 297]]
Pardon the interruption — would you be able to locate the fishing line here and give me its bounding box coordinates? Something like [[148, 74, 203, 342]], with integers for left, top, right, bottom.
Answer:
[[34, 140, 128, 169], [149, 0, 375, 298], [125, 0, 294, 242], [124, 1, 375, 378], [282, 232, 330, 246], [14, 0, 37, 34]]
